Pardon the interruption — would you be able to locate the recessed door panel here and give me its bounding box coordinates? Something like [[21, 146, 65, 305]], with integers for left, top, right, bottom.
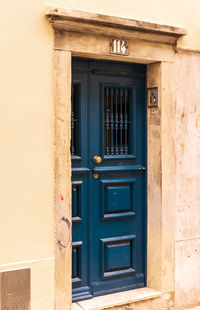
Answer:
[[71, 58, 146, 301], [101, 178, 136, 220]]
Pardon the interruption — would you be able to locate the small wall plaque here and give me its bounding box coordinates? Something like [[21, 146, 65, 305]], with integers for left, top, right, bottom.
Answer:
[[148, 87, 159, 108], [110, 38, 128, 56]]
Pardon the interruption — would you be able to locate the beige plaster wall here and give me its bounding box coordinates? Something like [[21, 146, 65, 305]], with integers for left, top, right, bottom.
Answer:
[[0, 0, 54, 309], [47, 0, 200, 50], [174, 51, 200, 310]]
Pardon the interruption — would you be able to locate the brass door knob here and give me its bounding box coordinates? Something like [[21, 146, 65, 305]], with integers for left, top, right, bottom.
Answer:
[[93, 173, 99, 179], [93, 156, 102, 164]]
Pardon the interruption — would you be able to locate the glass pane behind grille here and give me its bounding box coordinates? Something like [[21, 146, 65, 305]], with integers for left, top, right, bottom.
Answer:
[[71, 84, 79, 156], [104, 87, 131, 156]]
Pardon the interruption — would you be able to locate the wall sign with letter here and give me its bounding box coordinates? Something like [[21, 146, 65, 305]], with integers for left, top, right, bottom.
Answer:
[[148, 87, 159, 108], [110, 38, 128, 55]]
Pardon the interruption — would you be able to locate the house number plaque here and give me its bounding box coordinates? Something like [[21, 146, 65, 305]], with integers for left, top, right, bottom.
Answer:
[[110, 38, 128, 55]]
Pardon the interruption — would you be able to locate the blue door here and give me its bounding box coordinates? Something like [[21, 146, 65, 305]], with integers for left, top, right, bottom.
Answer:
[[71, 58, 146, 301]]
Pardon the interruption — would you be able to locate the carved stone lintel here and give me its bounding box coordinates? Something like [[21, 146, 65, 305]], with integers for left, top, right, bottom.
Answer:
[[46, 6, 186, 45]]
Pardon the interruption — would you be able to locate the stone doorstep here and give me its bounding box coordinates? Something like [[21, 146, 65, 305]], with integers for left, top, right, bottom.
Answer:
[[72, 287, 162, 310], [185, 307, 200, 310]]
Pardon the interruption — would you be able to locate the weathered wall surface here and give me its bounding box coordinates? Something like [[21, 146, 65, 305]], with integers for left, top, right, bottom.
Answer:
[[175, 51, 200, 310]]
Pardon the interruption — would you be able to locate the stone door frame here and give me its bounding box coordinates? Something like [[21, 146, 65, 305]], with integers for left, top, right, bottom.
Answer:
[[46, 7, 186, 310]]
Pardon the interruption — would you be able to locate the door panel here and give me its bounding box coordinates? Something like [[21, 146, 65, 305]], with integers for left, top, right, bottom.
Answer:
[[71, 58, 146, 301], [100, 178, 136, 219]]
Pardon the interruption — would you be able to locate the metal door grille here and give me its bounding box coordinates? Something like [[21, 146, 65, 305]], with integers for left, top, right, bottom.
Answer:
[[104, 87, 131, 156], [71, 84, 79, 156]]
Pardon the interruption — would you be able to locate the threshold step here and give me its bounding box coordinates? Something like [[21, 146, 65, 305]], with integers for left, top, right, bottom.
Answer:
[[73, 287, 162, 310]]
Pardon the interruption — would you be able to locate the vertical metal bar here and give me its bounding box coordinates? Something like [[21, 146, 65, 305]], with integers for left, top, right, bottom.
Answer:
[[72, 186, 77, 217], [124, 89, 128, 154], [110, 88, 114, 155], [120, 88, 123, 155], [115, 88, 119, 155], [75, 85, 78, 155], [71, 85, 74, 156], [105, 88, 110, 155], [72, 247, 77, 277]]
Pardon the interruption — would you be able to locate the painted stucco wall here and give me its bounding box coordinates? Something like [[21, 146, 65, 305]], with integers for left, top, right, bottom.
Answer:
[[0, 0, 54, 309], [1, 0, 200, 309]]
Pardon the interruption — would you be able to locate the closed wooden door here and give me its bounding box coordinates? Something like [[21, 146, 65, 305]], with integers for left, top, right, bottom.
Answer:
[[71, 58, 146, 301]]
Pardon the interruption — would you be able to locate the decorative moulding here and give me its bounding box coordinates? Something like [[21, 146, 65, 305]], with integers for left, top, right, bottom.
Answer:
[[46, 6, 186, 45]]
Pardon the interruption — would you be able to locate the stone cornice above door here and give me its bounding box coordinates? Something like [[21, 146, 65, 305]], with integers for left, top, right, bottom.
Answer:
[[46, 7, 186, 45]]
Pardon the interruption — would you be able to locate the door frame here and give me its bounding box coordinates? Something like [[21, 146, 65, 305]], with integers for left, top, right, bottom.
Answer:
[[46, 7, 185, 310]]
